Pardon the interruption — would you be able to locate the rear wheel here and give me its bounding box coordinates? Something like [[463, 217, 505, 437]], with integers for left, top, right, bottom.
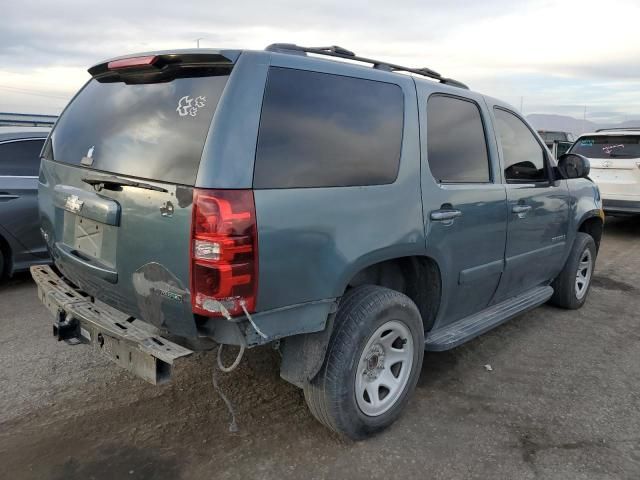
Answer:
[[304, 285, 424, 439], [550, 232, 596, 309]]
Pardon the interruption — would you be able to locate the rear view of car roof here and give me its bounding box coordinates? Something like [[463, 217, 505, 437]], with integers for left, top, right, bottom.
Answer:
[[0, 126, 50, 142]]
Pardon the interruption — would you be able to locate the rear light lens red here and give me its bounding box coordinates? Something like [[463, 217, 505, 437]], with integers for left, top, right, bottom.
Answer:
[[108, 55, 158, 70], [190, 189, 258, 317]]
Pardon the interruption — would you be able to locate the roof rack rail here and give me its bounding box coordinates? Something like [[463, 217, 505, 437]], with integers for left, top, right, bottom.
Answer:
[[265, 43, 469, 90], [595, 127, 640, 132]]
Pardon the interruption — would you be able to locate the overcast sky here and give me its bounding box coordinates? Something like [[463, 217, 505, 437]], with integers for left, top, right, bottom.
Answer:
[[1, 0, 639, 124]]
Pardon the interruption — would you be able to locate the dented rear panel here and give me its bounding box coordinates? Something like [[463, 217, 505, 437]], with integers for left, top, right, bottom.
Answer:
[[39, 160, 197, 336]]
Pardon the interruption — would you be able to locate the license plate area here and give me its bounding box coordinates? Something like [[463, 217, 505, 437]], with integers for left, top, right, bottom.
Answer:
[[74, 217, 103, 258], [61, 212, 117, 267]]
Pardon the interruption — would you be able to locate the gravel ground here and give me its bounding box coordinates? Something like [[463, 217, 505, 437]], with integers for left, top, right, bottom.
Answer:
[[1, 216, 639, 480]]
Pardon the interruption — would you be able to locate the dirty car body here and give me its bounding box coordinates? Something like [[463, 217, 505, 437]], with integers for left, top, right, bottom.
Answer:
[[33, 45, 603, 438]]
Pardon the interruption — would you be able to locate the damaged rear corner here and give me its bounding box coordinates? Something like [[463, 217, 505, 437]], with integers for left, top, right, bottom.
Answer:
[[31, 265, 193, 385]]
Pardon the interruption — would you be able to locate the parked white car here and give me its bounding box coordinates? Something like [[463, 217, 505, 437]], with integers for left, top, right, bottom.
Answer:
[[570, 128, 640, 214]]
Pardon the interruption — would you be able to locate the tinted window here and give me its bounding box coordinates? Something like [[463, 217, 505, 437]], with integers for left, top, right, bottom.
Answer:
[[539, 131, 569, 143], [49, 71, 229, 185], [570, 135, 640, 158], [494, 109, 547, 182], [0, 139, 45, 176], [254, 67, 404, 188], [426, 95, 490, 183]]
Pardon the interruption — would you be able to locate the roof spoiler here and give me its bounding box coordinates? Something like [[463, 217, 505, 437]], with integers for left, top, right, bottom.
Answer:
[[265, 43, 469, 89], [88, 52, 236, 83]]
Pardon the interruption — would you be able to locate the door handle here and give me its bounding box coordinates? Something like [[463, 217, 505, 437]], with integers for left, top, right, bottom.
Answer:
[[512, 204, 532, 218], [430, 209, 462, 221], [512, 205, 532, 214]]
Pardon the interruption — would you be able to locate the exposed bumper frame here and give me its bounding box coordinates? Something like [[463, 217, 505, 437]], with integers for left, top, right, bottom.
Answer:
[[30, 265, 193, 384]]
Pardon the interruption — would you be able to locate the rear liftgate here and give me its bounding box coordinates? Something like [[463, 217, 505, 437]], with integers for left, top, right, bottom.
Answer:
[[31, 265, 192, 384]]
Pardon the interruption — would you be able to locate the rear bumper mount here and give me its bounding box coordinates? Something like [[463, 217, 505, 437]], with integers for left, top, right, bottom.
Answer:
[[30, 265, 193, 384]]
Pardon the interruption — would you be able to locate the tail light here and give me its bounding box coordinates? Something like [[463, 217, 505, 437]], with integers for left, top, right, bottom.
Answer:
[[108, 55, 158, 70], [190, 189, 258, 317]]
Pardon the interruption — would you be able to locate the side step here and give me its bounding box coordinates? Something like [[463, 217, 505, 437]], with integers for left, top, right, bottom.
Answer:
[[425, 286, 553, 351]]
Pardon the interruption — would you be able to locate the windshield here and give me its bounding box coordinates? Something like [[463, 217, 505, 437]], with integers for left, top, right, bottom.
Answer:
[[570, 135, 640, 159], [47, 70, 230, 185]]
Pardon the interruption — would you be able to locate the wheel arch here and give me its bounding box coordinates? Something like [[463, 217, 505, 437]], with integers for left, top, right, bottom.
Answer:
[[280, 254, 442, 389], [341, 254, 443, 333], [0, 232, 12, 277], [577, 212, 604, 251]]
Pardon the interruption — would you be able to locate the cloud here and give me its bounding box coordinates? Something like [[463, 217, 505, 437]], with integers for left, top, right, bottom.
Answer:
[[1, 0, 639, 123]]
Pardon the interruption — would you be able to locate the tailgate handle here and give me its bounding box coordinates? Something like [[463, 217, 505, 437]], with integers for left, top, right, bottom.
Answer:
[[55, 242, 118, 284], [53, 185, 121, 226]]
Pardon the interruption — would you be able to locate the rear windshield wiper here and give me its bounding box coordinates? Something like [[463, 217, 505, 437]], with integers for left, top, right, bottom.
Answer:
[[82, 176, 168, 193]]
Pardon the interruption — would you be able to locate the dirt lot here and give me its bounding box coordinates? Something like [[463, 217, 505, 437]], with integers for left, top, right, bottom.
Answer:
[[1, 217, 639, 480]]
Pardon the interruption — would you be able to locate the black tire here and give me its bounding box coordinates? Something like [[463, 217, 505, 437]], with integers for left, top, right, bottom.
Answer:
[[549, 232, 597, 309], [303, 285, 424, 439], [0, 248, 5, 279]]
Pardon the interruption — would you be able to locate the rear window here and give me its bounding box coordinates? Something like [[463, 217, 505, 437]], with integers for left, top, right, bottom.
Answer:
[[0, 139, 45, 176], [539, 131, 570, 143], [570, 135, 640, 159], [254, 67, 404, 188], [426, 95, 490, 183], [48, 72, 229, 185]]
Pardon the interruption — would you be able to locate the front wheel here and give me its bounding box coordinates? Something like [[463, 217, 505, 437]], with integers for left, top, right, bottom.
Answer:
[[550, 232, 597, 309], [303, 285, 424, 439]]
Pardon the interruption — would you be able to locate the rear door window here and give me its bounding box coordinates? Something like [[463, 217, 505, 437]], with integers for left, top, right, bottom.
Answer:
[[0, 139, 45, 176], [254, 67, 404, 188], [48, 72, 229, 185], [494, 108, 548, 183], [426, 95, 490, 183], [571, 135, 640, 158]]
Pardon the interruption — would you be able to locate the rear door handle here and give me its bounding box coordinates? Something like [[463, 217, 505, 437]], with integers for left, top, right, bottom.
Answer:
[[512, 204, 532, 218], [430, 209, 462, 221], [512, 205, 532, 214], [0, 193, 19, 201]]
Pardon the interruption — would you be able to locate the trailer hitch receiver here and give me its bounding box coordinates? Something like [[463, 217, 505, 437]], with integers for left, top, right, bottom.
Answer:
[[53, 310, 80, 342]]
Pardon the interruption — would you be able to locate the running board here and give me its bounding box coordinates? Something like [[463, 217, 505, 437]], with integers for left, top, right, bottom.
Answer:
[[425, 286, 554, 351]]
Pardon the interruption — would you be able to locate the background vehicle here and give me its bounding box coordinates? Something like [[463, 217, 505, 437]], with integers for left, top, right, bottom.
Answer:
[[537, 130, 575, 159], [0, 127, 51, 277], [569, 128, 640, 214], [32, 45, 603, 439]]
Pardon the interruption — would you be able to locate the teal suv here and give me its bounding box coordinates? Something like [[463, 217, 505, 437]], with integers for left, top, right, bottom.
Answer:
[[32, 44, 603, 439]]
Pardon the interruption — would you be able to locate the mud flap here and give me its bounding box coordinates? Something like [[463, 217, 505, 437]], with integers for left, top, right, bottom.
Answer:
[[31, 265, 193, 385]]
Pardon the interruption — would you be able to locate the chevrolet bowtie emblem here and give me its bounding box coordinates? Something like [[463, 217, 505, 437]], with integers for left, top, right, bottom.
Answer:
[[65, 195, 84, 214]]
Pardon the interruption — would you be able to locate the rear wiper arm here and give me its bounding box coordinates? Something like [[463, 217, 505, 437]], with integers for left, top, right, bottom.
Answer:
[[82, 176, 168, 193]]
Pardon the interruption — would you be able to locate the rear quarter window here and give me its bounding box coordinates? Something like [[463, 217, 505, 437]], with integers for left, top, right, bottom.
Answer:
[[254, 67, 404, 188], [426, 95, 490, 183]]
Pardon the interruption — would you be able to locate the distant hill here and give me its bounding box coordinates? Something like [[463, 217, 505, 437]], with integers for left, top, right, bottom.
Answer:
[[526, 114, 640, 136], [526, 114, 597, 136]]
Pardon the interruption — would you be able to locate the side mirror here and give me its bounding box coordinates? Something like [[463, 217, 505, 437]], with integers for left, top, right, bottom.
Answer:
[[557, 153, 590, 179]]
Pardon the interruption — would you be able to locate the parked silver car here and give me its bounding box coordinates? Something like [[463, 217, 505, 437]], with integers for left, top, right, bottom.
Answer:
[[0, 127, 51, 277]]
